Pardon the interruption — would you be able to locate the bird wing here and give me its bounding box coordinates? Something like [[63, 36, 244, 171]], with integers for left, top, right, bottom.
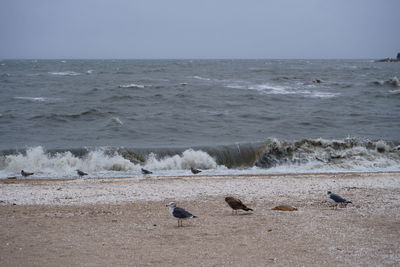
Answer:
[[173, 207, 194, 219], [226, 197, 245, 209], [330, 193, 347, 203]]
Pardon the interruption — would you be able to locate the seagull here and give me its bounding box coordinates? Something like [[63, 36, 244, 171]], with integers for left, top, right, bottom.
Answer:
[[21, 170, 34, 177], [225, 196, 253, 214], [76, 170, 88, 177], [166, 202, 197, 227], [326, 191, 352, 209], [141, 168, 152, 175], [190, 167, 201, 174]]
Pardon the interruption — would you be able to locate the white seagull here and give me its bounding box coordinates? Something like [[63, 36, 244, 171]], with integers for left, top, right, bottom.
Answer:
[[166, 202, 197, 227], [326, 191, 352, 209]]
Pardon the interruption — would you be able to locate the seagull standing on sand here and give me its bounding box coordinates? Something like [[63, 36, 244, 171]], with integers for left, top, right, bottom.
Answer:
[[166, 202, 197, 227], [21, 170, 34, 177], [326, 191, 352, 209], [141, 168, 152, 175], [225, 196, 253, 214], [191, 167, 201, 174], [76, 170, 88, 177]]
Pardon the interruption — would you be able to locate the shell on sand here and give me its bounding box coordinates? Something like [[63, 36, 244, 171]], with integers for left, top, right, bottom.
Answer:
[[272, 205, 298, 211]]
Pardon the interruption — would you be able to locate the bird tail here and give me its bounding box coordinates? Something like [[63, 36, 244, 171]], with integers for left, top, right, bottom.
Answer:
[[192, 215, 198, 218], [244, 207, 253, 211], [345, 201, 352, 204]]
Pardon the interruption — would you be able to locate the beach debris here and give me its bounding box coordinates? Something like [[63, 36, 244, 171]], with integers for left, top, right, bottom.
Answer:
[[76, 170, 88, 177], [326, 191, 352, 209], [272, 204, 298, 211], [190, 167, 202, 174], [225, 196, 254, 214], [21, 170, 34, 177], [141, 168, 153, 175], [7, 176, 17, 179], [166, 202, 197, 227]]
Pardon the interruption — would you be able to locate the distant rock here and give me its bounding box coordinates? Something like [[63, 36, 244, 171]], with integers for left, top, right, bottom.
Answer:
[[375, 52, 400, 62]]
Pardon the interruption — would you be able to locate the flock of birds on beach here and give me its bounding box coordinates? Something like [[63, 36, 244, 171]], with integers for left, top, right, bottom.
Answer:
[[167, 192, 352, 227], [15, 167, 202, 179], [18, 168, 352, 227]]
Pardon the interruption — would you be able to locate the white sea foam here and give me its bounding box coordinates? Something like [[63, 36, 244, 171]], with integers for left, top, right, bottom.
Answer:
[[48, 71, 80, 76], [229, 82, 339, 98], [111, 116, 123, 125], [0, 147, 226, 178], [388, 77, 400, 87], [144, 149, 222, 171], [192, 76, 212, 81], [13, 96, 63, 103], [2, 146, 139, 177], [118, 83, 145, 88]]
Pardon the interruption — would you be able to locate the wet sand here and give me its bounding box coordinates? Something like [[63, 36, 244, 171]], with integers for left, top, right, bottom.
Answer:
[[1, 172, 399, 266]]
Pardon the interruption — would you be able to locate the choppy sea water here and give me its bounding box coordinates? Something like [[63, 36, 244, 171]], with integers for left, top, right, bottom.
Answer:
[[0, 59, 399, 178]]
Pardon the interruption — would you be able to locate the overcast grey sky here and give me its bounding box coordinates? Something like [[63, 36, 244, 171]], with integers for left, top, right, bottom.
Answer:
[[1, 0, 399, 59]]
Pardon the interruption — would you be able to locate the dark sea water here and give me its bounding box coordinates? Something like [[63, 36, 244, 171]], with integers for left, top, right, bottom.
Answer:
[[0, 59, 399, 178]]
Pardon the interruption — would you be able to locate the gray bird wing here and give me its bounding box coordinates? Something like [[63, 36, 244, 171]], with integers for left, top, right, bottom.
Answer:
[[330, 193, 348, 203], [173, 207, 194, 219]]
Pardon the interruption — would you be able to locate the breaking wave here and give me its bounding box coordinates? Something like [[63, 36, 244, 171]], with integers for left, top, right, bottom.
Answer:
[[0, 147, 222, 178], [255, 138, 400, 172], [0, 138, 399, 178], [372, 77, 400, 87], [226, 82, 339, 98]]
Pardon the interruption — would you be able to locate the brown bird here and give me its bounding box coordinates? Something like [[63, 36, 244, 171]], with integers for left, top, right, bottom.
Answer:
[[21, 170, 34, 177], [225, 196, 253, 214], [190, 167, 201, 174]]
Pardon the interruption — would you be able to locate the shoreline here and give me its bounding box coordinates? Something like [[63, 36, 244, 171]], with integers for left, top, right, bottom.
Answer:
[[2, 169, 400, 182]]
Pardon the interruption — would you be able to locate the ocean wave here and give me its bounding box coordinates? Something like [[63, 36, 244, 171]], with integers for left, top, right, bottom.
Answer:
[[1, 138, 399, 178], [0, 147, 224, 178], [145, 149, 220, 170], [48, 71, 81, 76], [14, 96, 63, 103], [372, 77, 400, 87], [118, 83, 145, 88], [30, 108, 112, 120], [226, 83, 339, 98], [192, 76, 212, 81], [1, 146, 139, 177], [255, 138, 400, 171]]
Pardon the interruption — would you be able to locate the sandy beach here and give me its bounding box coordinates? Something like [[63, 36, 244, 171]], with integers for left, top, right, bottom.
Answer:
[[1, 172, 399, 266]]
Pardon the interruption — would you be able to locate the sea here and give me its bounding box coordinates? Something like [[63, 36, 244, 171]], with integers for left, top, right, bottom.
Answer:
[[0, 59, 399, 178]]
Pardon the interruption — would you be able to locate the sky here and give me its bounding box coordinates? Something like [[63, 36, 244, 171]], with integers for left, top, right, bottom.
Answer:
[[0, 0, 399, 59]]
